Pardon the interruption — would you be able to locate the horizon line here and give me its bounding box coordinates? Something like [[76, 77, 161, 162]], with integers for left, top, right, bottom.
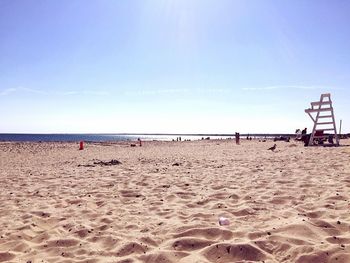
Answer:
[[0, 132, 348, 136]]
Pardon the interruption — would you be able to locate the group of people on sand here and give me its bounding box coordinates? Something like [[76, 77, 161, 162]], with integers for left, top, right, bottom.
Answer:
[[296, 127, 335, 146]]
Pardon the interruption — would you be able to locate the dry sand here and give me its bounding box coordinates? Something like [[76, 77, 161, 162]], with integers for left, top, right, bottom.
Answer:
[[0, 139, 349, 263]]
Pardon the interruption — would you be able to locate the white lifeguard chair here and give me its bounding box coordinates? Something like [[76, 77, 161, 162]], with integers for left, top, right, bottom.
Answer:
[[305, 93, 339, 146]]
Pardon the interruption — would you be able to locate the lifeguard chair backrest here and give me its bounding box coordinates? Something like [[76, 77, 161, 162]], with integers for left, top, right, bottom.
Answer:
[[304, 93, 339, 146]]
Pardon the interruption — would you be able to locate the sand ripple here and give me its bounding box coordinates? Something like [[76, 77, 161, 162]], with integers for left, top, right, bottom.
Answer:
[[0, 140, 349, 262]]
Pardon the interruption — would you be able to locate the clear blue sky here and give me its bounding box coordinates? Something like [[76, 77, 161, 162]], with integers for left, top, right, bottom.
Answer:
[[0, 0, 349, 133]]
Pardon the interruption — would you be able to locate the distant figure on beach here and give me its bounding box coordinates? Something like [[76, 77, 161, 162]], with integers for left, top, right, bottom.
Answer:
[[301, 128, 309, 146], [295, 129, 302, 140], [235, 132, 240, 145], [328, 135, 334, 144]]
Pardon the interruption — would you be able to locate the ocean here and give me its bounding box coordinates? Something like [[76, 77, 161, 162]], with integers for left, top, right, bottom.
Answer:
[[0, 134, 234, 142], [0, 133, 297, 142]]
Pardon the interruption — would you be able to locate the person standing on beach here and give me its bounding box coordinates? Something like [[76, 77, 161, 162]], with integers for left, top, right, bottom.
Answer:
[[302, 128, 307, 135], [235, 132, 240, 145]]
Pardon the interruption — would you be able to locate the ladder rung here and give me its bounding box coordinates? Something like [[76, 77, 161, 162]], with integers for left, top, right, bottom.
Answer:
[[316, 122, 334, 125], [311, 101, 331, 106], [305, 108, 333, 113], [321, 128, 336, 131], [318, 115, 333, 118]]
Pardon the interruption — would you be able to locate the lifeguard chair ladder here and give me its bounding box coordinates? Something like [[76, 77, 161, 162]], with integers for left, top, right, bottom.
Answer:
[[305, 93, 339, 146]]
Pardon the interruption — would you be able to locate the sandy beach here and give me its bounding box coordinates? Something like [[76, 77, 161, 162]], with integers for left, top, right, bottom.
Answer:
[[0, 139, 349, 263]]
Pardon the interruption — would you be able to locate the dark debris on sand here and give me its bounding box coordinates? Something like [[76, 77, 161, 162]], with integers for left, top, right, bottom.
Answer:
[[93, 159, 122, 166], [78, 159, 122, 167]]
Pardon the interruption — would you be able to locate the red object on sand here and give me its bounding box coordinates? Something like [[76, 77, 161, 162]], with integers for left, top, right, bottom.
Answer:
[[79, 141, 84, 150]]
